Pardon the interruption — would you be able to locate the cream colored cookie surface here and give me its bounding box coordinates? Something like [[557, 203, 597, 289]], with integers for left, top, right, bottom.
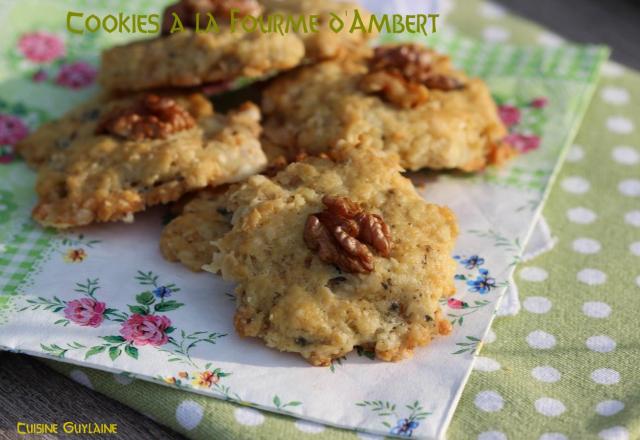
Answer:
[[100, 0, 373, 92], [263, 44, 512, 172], [17, 93, 266, 228], [205, 148, 458, 365]]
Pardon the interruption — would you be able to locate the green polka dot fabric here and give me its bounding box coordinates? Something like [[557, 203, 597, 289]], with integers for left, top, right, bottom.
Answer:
[[17, 0, 640, 439], [446, 66, 640, 440]]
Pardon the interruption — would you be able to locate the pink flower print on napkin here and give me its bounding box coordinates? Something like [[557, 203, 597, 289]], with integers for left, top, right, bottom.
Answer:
[[63, 298, 106, 327], [55, 61, 97, 89], [0, 114, 29, 145], [530, 97, 548, 108], [447, 298, 469, 309], [498, 104, 521, 127], [504, 133, 541, 153], [18, 32, 65, 63], [120, 314, 172, 347]]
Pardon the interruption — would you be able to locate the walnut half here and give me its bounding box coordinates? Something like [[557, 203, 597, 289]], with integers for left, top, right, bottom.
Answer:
[[304, 196, 392, 274], [96, 94, 196, 141], [360, 44, 465, 108]]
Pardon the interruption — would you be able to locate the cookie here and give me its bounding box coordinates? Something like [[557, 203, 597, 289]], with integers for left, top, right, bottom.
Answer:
[[100, 0, 373, 93], [159, 148, 319, 271], [205, 147, 458, 365], [262, 43, 512, 172], [160, 188, 232, 272], [16, 93, 266, 228]]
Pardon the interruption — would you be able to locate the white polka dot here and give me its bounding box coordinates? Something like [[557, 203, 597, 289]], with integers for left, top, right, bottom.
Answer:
[[523, 296, 552, 314], [531, 366, 561, 383], [618, 179, 640, 197], [636, 275, 640, 287], [561, 176, 590, 194], [113, 373, 134, 385], [539, 434, 568, 440], [69, 370, 93, 389], [587, 335, 616, 353], [478, 431, 507, 440], [234, 407, 264, 426], [484, 329, 496, 344], [519, 266, 548, 282], [596, 400, 625, 416], [629, 242, 640, 256], [625, 210, 640, 227], [474, 390, 504, 412], [582, 301, 612, 319], [567, 207, 597, 224], [474, 356, 501, 372], [527, 330, 556, 349], [566, 144, 585, 162], [535, 397, 566, 417], [176, 400, 204, 430], [607, 116, 634, 134], [577, 268, 607, 285], [599, 426, 629, 440], [612, 146, 639, 165], [479, 2, 506, 18], [294, 421, 325, 434], [483, 26, 510, 42], [572, 238, 601, 254], [591, 368, 620, 385], [537, 32, 563, 47], [601, 87, 630, 105], [601, 62, 624, 77]]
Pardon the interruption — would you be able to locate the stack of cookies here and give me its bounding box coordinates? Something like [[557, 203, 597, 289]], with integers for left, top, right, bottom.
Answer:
[[17, 0, 512, 366]]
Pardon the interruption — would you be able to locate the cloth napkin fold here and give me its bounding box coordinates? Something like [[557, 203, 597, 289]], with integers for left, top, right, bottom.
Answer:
[[498, 216, 558, 316]]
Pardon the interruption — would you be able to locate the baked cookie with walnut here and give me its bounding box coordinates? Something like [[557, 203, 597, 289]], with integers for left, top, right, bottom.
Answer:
[[16, 93, 266, 228], [100, 0, 373, 93], [263, 43, 513, 172], [205, 147, 458, 365]]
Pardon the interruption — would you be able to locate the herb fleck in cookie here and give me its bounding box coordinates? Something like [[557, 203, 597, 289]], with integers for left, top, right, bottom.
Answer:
[[100, 0, 373, 93], [16, 93, 266, 228], [205, 147, 458, 365], [263, 43, 513, 172]]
